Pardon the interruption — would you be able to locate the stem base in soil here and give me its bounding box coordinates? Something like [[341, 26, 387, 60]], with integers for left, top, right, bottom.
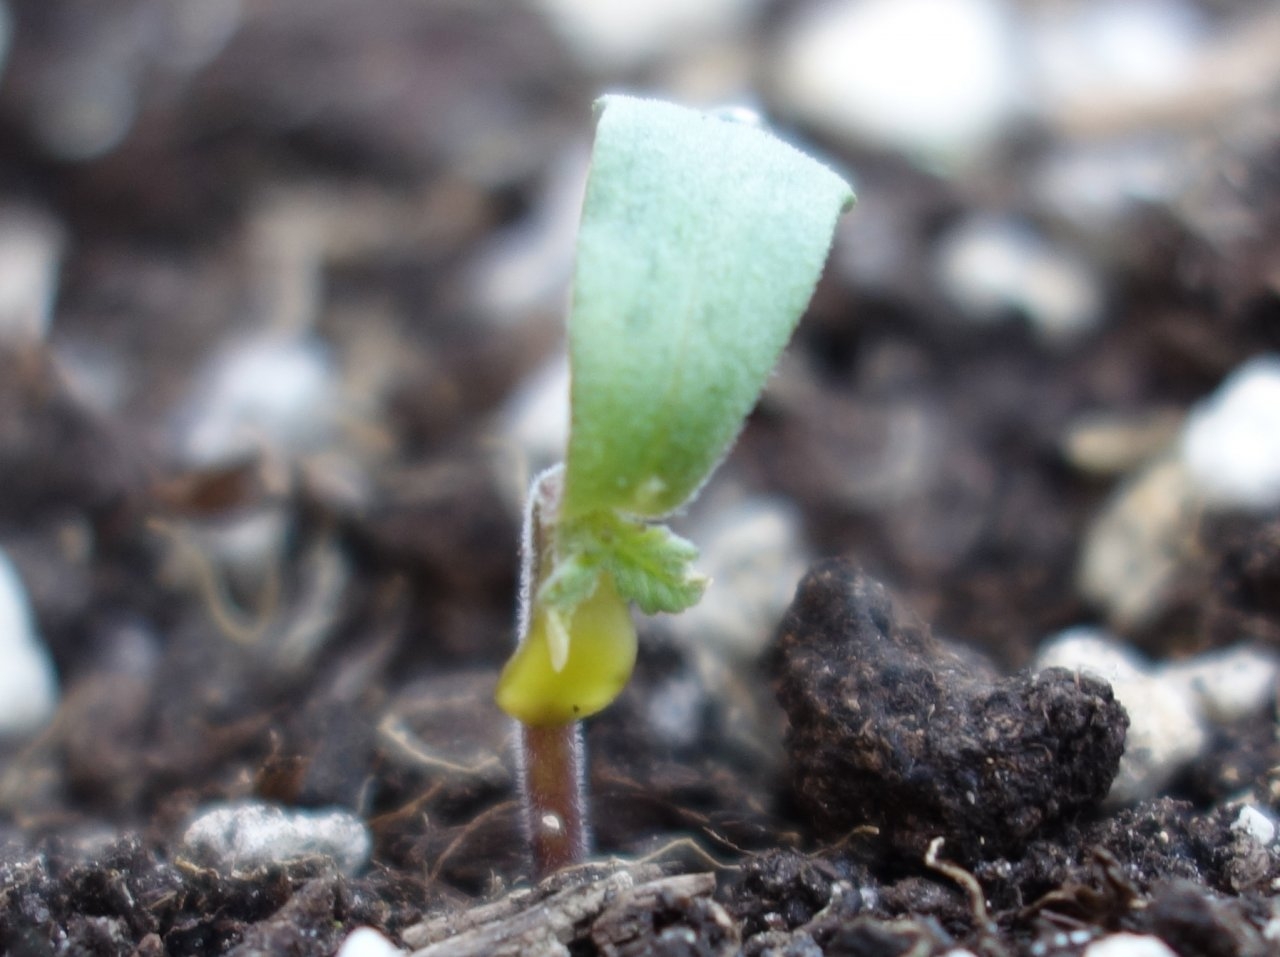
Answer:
[[518, 720, 588, 877]]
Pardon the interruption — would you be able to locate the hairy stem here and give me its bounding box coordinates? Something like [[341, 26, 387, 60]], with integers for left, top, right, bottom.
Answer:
[[517, 720, 588, 877], [509, 467, 590, 877]]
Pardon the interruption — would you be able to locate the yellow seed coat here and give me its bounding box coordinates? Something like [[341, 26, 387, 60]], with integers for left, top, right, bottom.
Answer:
[[495, 574, 637, 726]]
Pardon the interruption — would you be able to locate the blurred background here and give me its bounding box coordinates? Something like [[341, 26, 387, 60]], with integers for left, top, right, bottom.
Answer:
[[1, 0, 1279, 872]]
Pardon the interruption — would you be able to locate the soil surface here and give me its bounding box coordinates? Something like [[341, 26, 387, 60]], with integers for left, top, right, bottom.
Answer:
[[2, 2, 1280, 956]]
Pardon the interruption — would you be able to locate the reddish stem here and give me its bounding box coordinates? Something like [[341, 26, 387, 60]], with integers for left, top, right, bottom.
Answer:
[[517, 720, 589, 877]]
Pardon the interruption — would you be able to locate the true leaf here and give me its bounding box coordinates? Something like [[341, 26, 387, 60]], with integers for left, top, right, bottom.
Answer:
[[560, 511, 706, 616]]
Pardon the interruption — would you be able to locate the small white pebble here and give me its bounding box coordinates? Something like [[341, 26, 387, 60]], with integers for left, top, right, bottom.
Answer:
[[1077, 454, 1201, 629], [152, 506, 293, 629], [1032, 137, 1190, 233], [1035, 627, 1145, 684], [1061, 408, 1182, 477], [667, 495, 809, 660], [336, 927, 405, 957], [773, 0, 1023, 162], [0, 207, 63, 344], [1264, 913, 1280, 941], [176, 333, 337, 467], [1232, 805, 1277, 847], [182, 801, 371, 876], [1180, 355, 1280, 511], [0, 548, 60, 736], [645, 671, 705, 749], [1027, 0, 1205, 114], [1161, 645, 1279, 723], [1083, 933, 1178, 957], [530, 0, 758, 73], [1036, 628, 1206, 804], [935, 215, 1103, 343]]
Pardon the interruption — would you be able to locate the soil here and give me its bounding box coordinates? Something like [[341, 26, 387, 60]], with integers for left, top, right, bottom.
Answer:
[[2, 2, 1280, 956]]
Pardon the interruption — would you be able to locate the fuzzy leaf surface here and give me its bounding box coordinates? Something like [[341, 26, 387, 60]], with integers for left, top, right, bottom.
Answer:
[[562, 95, 854, 520]]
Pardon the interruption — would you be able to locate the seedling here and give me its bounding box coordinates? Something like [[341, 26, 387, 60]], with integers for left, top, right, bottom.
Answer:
[[495, 95, 853, 876]]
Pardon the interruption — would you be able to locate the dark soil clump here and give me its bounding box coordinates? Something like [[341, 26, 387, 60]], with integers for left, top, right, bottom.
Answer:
[[772, 561, 1127, 863]]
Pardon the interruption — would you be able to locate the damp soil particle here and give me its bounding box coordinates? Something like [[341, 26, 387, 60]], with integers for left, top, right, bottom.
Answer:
[[724, 850, 860, 938], [771, 560, 1128, 863]]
